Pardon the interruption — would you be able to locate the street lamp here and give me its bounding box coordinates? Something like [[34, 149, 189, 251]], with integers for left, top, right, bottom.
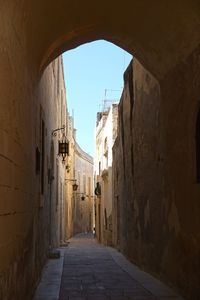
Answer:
[[58, 138, 69, 162], [75, 192, 86, 201], [65, 179, 78, 191], [72, 182, 78, 191], [52, 125, 69, 162]]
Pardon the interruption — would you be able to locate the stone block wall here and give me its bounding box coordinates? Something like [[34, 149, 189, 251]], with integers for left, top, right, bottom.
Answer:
[[0, 18, 67, 297], [73, 142, 94, 235], [113, 56, 200, 299]]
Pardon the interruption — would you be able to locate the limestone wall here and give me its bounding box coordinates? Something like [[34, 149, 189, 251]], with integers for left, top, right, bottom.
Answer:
[[38, 57, 67, 249], [64, 115, 76, 240], [94, 104, 118, 245], [113, 57, 200, 299], [73, 142, 94, 235], [0, 45, 67, 300]]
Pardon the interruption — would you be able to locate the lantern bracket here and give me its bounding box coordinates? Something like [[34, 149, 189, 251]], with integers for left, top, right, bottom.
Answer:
[[74, 192, 86, 201], [52, 125, 65, 136], [65, 179, 77, 182], [65, 179, 78, 191]]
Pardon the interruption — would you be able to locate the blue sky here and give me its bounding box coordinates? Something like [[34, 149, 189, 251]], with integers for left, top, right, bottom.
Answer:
[[63, 40, 132, 156]]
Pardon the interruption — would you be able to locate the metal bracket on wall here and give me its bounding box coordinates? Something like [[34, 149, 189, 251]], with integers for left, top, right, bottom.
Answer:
[[52, 125, 65, 136]]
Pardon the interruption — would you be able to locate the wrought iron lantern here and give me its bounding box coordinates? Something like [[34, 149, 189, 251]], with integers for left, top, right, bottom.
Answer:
[[94, 182, 101, 196], [72, 183, 78, 191], [52, 125, 69, 162], [65, 179, 78, 191], [58, 139, 69, 162]]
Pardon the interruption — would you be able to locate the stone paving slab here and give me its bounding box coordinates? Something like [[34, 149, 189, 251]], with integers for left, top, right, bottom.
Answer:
[[58, 234, 185, 300], [33, 234, 185, 300]]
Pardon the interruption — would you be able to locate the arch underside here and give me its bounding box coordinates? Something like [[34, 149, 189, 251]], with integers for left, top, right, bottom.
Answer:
[[26, 0, 200, 79]]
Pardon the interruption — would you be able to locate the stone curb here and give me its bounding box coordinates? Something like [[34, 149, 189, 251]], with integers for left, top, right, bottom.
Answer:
[[32, 247, 67, 300]]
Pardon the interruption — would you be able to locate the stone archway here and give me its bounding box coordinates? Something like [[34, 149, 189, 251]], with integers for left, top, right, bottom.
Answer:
[[23, 0, 200, 79], [1, 1, 200, 299]]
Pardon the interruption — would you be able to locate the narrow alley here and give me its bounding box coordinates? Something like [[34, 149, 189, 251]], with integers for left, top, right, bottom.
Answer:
[[2, 2, 200, 300], [33, 234, 184, 300]]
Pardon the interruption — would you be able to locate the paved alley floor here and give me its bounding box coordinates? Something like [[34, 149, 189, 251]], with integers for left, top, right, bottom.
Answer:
[[33, 233, 185, 300]]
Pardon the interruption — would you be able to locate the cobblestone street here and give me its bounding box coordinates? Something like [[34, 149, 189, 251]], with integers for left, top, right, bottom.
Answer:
[[33, 234, 184, 300]]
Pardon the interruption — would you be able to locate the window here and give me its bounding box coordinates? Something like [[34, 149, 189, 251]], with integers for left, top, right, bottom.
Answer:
[[35, 147, 40, 174], [49, 141, 54, 182]]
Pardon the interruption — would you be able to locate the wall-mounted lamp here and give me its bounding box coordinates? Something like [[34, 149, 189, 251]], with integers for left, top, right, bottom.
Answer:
[[65, 165, 70, 172], [72, 183, 78, 191], [65, 179, 78, 191], [75, 192, 86, 201], [52, 126, 69, 162], [94, 182, 101, 196], [58, 138, 69, 162], [52, 125, 65, 137]]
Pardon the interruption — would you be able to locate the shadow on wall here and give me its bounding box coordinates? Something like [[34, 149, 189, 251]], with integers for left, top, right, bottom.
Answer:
[[112, 57, 200, 300]]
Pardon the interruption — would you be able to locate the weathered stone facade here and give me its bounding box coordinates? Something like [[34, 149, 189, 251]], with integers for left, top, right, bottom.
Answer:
[[113, 58, 200, 299], [64, 117, 94, 239], [42, 57, 67, 249], [64, 114, 76, 240], [73, 142, 94, 235], [94, 104, 118, 245], [0, 55, 68, 299]]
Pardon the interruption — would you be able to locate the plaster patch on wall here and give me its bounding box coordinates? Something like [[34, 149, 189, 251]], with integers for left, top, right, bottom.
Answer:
[[168, 201, 181, 235]]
